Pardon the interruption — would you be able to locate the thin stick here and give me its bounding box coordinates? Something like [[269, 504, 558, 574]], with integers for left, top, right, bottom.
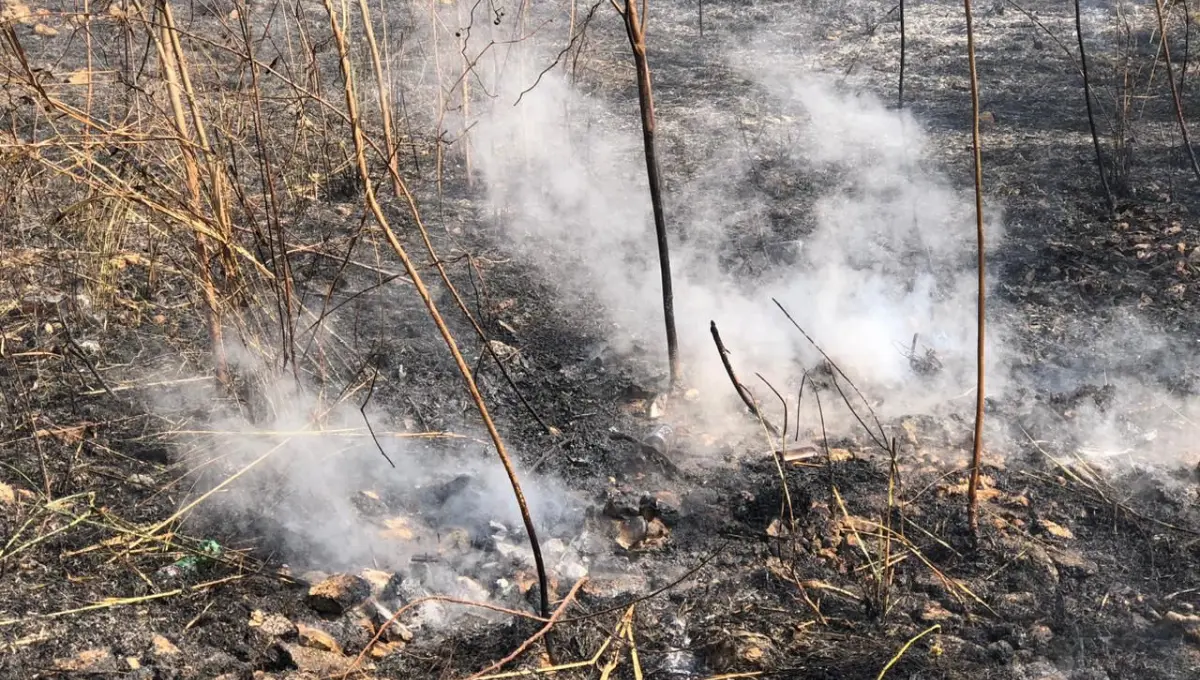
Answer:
[[355, 0, 558, 438], [337, 595, 551, 680], [876, 625, 941, 679], [755, 373, 788, 445], [0, 575, 243, 627], [710, 321, 778, 435], [1154, 0, 1200, 183], [1074, 0, 1115, 211], [319, 0, 551, 623], [359, 370, 395, 467], [771, 300, 887, 445], [813, 377, 833, 509], [616, 0, 679, 389], [898, 0, 906, 108], [465, 578, 586, 679], [963, 0, 986, 540]]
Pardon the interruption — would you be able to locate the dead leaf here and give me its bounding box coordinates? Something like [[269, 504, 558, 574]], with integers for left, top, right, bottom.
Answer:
[[378, 516, 414, 541], [297, 624, 342, 654], [828, 448, 853, 462], [1, 1, 32, 23], [1037, 519, 1074, 540]]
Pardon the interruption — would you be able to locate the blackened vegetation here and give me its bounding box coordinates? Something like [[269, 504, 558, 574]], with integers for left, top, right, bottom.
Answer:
[[3, 2, 1200, 680]]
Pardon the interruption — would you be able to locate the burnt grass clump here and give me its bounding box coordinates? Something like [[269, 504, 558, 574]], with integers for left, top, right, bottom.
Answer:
[[3, 0, 1200, 679]]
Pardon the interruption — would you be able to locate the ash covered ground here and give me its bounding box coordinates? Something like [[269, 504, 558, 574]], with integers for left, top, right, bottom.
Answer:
[[2, 0, 1200, 679]]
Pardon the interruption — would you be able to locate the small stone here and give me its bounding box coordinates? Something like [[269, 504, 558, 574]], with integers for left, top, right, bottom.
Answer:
[[54, 648, 116, 672], [32, 22, 58, 36], [151, 634, 181, 657], [297, 624, 342, 654], [308, 574, 371, 615]]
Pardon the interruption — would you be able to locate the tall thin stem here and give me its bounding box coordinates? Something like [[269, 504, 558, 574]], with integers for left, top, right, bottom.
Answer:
[[1154, 0, 1200, 183], [898, 0, 906, 108], [962, 0, 986, 540], [618, 0, 680, 390], [1074, 0, 1115, 211], [320, 0, 550, 621]]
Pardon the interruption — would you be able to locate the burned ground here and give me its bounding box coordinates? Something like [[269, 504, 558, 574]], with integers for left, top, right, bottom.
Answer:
[[3, 0, 1200, 679]]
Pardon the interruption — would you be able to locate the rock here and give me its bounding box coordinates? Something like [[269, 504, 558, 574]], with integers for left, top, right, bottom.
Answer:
[[250, 610, 298, 638], [308, 574, 371, 615], [297, 624, 342, 654], [0, 482, 15, 506], [54, 648, 116, 673], [279, 643, 356, 675], [150, 634, 181, 657]]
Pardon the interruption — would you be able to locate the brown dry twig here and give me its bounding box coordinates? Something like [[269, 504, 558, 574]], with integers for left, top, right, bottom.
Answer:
[[465, 578, 587, 680], [710, 321, 778, 435], [963, 0, 988, 542], [318, 0, 551, 623]]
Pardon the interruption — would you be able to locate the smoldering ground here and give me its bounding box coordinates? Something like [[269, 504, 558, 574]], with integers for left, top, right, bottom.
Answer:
[[154, 0, 1200, 594]]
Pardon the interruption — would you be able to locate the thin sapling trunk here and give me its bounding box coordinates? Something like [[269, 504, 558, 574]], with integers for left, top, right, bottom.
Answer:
[[616, 0, 680, 390]]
